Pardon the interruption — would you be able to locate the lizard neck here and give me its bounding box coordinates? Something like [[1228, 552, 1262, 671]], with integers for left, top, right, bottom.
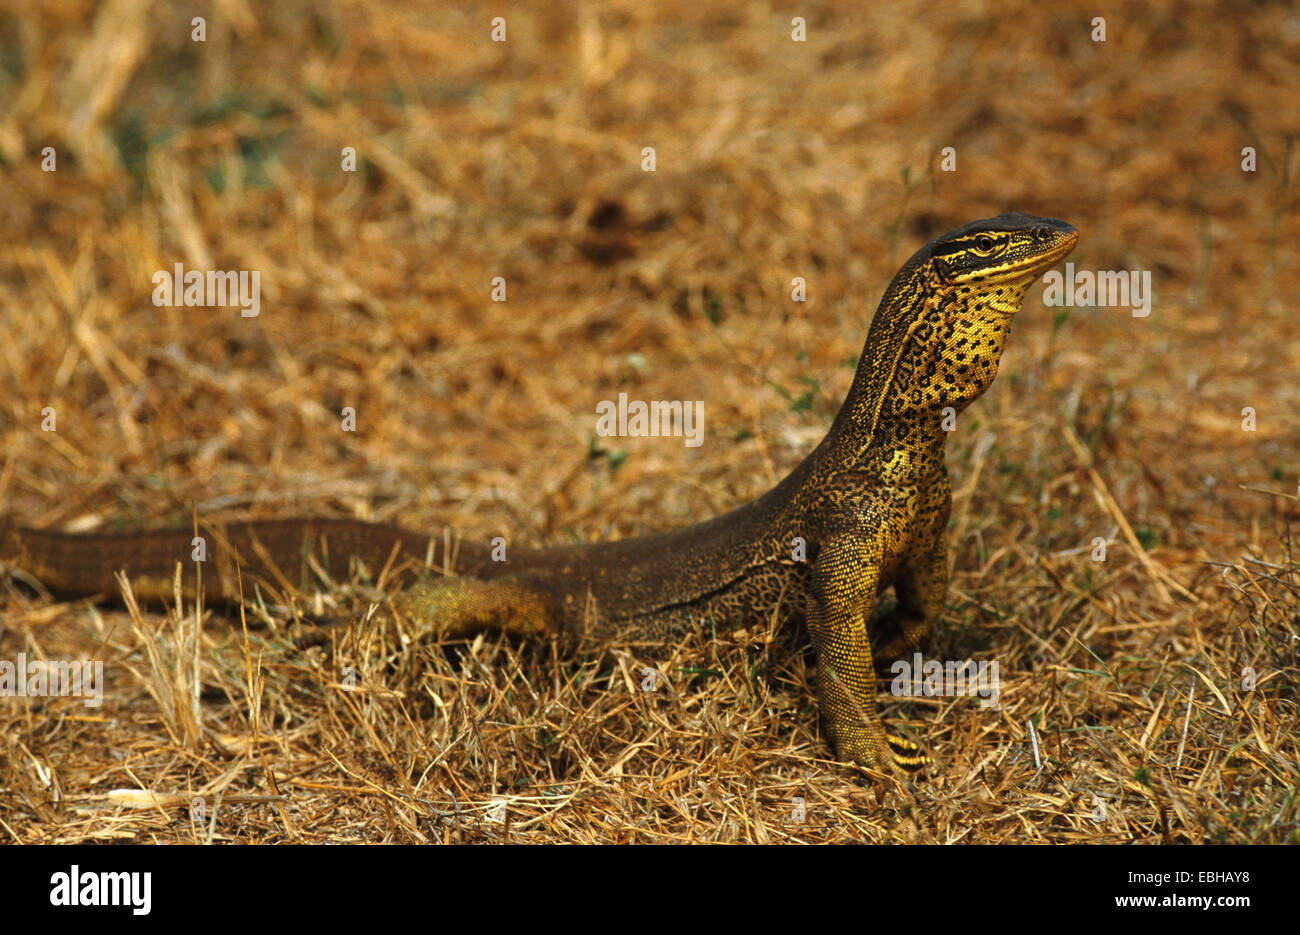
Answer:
[[818, 261, 1029, 487]]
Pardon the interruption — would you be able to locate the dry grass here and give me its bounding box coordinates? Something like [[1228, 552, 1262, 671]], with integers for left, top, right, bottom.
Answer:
[[1, 0, 1297, 843]]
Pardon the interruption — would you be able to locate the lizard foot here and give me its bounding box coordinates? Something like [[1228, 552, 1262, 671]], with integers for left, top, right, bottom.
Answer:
[[884, 733, 931, 772], [834, 724, 931, 776]]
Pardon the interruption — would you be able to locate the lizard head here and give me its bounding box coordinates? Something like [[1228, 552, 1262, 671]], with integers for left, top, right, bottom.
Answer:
[[838, 213, 1077, 463], [900, 213, 1078, 413], [926, 213, 1078, 301]]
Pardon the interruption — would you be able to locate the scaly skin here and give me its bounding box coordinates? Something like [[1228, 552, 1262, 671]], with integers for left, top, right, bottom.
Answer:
[[0, 213, 1078, 774]]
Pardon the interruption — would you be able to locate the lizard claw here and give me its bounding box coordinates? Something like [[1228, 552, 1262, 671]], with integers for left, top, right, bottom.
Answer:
[[884, 733, 931, 772], [834, 725, 931, 776]]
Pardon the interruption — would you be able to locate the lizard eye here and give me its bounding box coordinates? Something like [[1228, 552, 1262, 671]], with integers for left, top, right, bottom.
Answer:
[[974, 235, 996, 253]]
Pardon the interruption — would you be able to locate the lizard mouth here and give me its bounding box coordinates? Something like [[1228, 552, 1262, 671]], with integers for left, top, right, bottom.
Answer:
[[1013, 227, 1080, 279], [1036, 228, 1080, 268], [992, 228, 1080, 316]]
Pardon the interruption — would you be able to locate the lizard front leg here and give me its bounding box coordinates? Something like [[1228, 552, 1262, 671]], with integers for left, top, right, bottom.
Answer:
[[871, 535, 948, 667], [872, 475, 951, 667], [808, 529, 927, 774]]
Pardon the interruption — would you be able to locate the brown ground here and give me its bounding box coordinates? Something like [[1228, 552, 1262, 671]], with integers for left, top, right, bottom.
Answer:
[[0, 1, 1296, 844]]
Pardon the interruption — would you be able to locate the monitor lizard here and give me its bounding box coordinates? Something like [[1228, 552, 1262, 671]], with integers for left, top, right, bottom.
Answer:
[[0, 213, 1079, 775]]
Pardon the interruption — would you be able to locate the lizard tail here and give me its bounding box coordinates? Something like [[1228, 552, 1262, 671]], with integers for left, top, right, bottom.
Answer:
[[0, 517, 488, 604]]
